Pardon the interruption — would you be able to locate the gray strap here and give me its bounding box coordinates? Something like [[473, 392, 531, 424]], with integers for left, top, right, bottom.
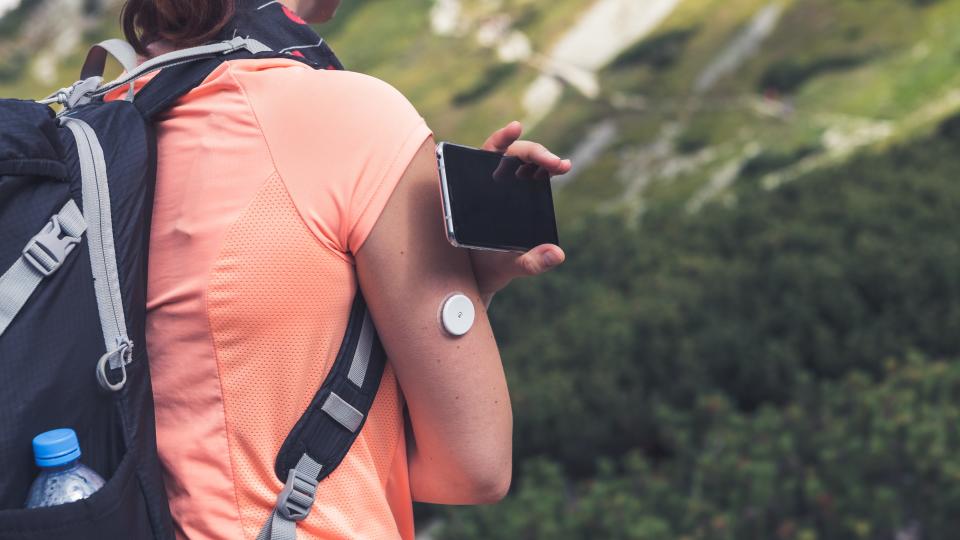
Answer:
[[92, 37, 270, 98], [256, 454, 323, 540], [347, 311, 374, 387], [82, 39, 139, 79], [321, 392, 365, 433], [39, 37, 271, 106], [0, 200, 86, 336], [61, 117, 133, 377], [81, 40, 140, 101], [257, 511, 296, 540]]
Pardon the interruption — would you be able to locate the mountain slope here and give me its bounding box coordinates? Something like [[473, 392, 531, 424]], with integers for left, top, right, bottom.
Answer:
[[6, 0, 958, 228]]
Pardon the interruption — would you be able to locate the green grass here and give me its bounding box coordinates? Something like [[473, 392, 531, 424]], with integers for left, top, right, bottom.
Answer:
[[315, 0, 591, 145], [0, 5, 124, 100], [535, 0, 960, 221], [5, 0, 960, 228]]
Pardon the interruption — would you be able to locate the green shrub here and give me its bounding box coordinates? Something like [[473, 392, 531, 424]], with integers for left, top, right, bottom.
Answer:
[[758, 56, 867, 93], [675, 128, 711, 155], [936, 111, 960, 141], [439, 358, 960, 539], [452, 63, 519, 106], [739, 145, 819, 178], [613, 29, 697, 71], [488, 127, 960, 474]]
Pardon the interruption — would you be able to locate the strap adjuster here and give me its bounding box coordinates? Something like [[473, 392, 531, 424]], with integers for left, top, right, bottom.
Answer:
[[22, 216, 83, 277], [276, 467, 319, 522]]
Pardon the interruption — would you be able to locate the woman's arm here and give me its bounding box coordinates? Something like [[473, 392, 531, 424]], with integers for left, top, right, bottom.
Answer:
[[355, 136, 512, 504]]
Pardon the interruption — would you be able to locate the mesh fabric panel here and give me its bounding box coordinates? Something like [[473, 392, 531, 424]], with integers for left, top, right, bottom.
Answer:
[[208, 174, 405, 539]]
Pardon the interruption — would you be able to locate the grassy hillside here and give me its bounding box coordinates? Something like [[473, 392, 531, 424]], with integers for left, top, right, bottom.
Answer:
[[6, 0, 960, 221], [538, 0, 960, 220], [4, 1, 960, 537], [316, 0, 960, 227]]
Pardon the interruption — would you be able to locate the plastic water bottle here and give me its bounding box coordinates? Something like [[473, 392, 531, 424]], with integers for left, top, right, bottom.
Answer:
[[24, 428, 105, 508]]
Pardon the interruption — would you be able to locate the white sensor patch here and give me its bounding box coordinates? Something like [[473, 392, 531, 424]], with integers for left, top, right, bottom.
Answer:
[[441, 293, 475, 337]]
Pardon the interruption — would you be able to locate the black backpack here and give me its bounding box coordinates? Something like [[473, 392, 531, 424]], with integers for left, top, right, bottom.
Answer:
[[0, 24, 387, 540]]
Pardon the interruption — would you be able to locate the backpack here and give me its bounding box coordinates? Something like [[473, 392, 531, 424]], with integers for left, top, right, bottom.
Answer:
[[0, 27, 387, 540]]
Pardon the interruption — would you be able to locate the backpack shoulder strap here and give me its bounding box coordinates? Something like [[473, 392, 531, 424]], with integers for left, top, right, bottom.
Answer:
[[39, 37, 270, 111], [132, 55, 246, 120], [131, 38, 277, 119], [259, 295, 388, 540]]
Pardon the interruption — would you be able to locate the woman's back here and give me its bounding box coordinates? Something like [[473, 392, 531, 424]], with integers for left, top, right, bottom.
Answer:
[[141, 57, 430, 539]]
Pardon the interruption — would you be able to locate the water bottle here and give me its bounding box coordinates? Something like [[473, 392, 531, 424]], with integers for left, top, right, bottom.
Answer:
[[24, 428, 105, 508]]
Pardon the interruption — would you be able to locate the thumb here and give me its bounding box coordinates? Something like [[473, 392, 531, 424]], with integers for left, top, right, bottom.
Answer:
[[516, 245, 565, 276], [483, 121, 523, 152]]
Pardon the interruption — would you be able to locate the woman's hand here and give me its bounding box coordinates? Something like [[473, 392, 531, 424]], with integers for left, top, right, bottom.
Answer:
[[472, 121, 571, 302]]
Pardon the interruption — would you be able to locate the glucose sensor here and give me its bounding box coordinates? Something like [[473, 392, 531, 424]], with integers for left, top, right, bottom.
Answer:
[[441, 293, 475, 337]]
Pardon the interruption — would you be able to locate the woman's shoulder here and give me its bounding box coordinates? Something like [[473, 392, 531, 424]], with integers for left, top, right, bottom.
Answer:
[[226, 57, 429, 172], [225, 58, 422, 124]]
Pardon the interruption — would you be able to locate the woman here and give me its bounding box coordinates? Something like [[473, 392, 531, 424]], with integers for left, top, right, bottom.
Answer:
[[120, 0, 570, 538]]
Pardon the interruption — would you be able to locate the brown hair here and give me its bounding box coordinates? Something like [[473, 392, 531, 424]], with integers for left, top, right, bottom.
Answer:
[[122, 0, 236, 56]]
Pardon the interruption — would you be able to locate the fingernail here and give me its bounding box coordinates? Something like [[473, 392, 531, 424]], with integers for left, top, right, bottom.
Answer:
[[546, 152, 560, 162], [542, 252, 560, 267]]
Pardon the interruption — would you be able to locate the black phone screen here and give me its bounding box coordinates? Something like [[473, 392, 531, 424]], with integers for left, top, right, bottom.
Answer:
[[441, 143, 559, 252]]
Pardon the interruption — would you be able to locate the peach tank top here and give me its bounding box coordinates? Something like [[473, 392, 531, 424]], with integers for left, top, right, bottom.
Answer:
[[120, 58, 431, 539]]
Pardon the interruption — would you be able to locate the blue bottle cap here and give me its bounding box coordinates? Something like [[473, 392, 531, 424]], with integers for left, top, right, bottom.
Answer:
[[32, 428, 82, 468]]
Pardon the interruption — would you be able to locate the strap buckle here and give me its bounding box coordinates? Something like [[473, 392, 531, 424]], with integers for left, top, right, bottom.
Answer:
[[65, 77, 103, 109], [276, 467, 319, 522], [22, 215, 83, 277], [96, 339, 132, 392], [44, 77, 103, 110]]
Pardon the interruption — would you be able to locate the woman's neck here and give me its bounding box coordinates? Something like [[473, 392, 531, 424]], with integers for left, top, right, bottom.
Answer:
[[279, 0, 302, 13], [144, 40, 177, 60], [140, 0, 325, 60]]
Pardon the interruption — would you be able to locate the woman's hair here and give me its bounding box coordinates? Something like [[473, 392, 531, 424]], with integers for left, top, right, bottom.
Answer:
[[122, 0, 236, 55]]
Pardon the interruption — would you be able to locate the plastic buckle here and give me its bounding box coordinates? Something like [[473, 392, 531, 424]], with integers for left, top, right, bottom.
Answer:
[[22, 216, 82, 277], [96, 339, 132, 393], [63, 76, 102, 109], [276, 467, 319, 522]]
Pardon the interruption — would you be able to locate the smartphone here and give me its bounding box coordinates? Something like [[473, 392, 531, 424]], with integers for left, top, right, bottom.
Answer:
[[436, 142, 559, 252]]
